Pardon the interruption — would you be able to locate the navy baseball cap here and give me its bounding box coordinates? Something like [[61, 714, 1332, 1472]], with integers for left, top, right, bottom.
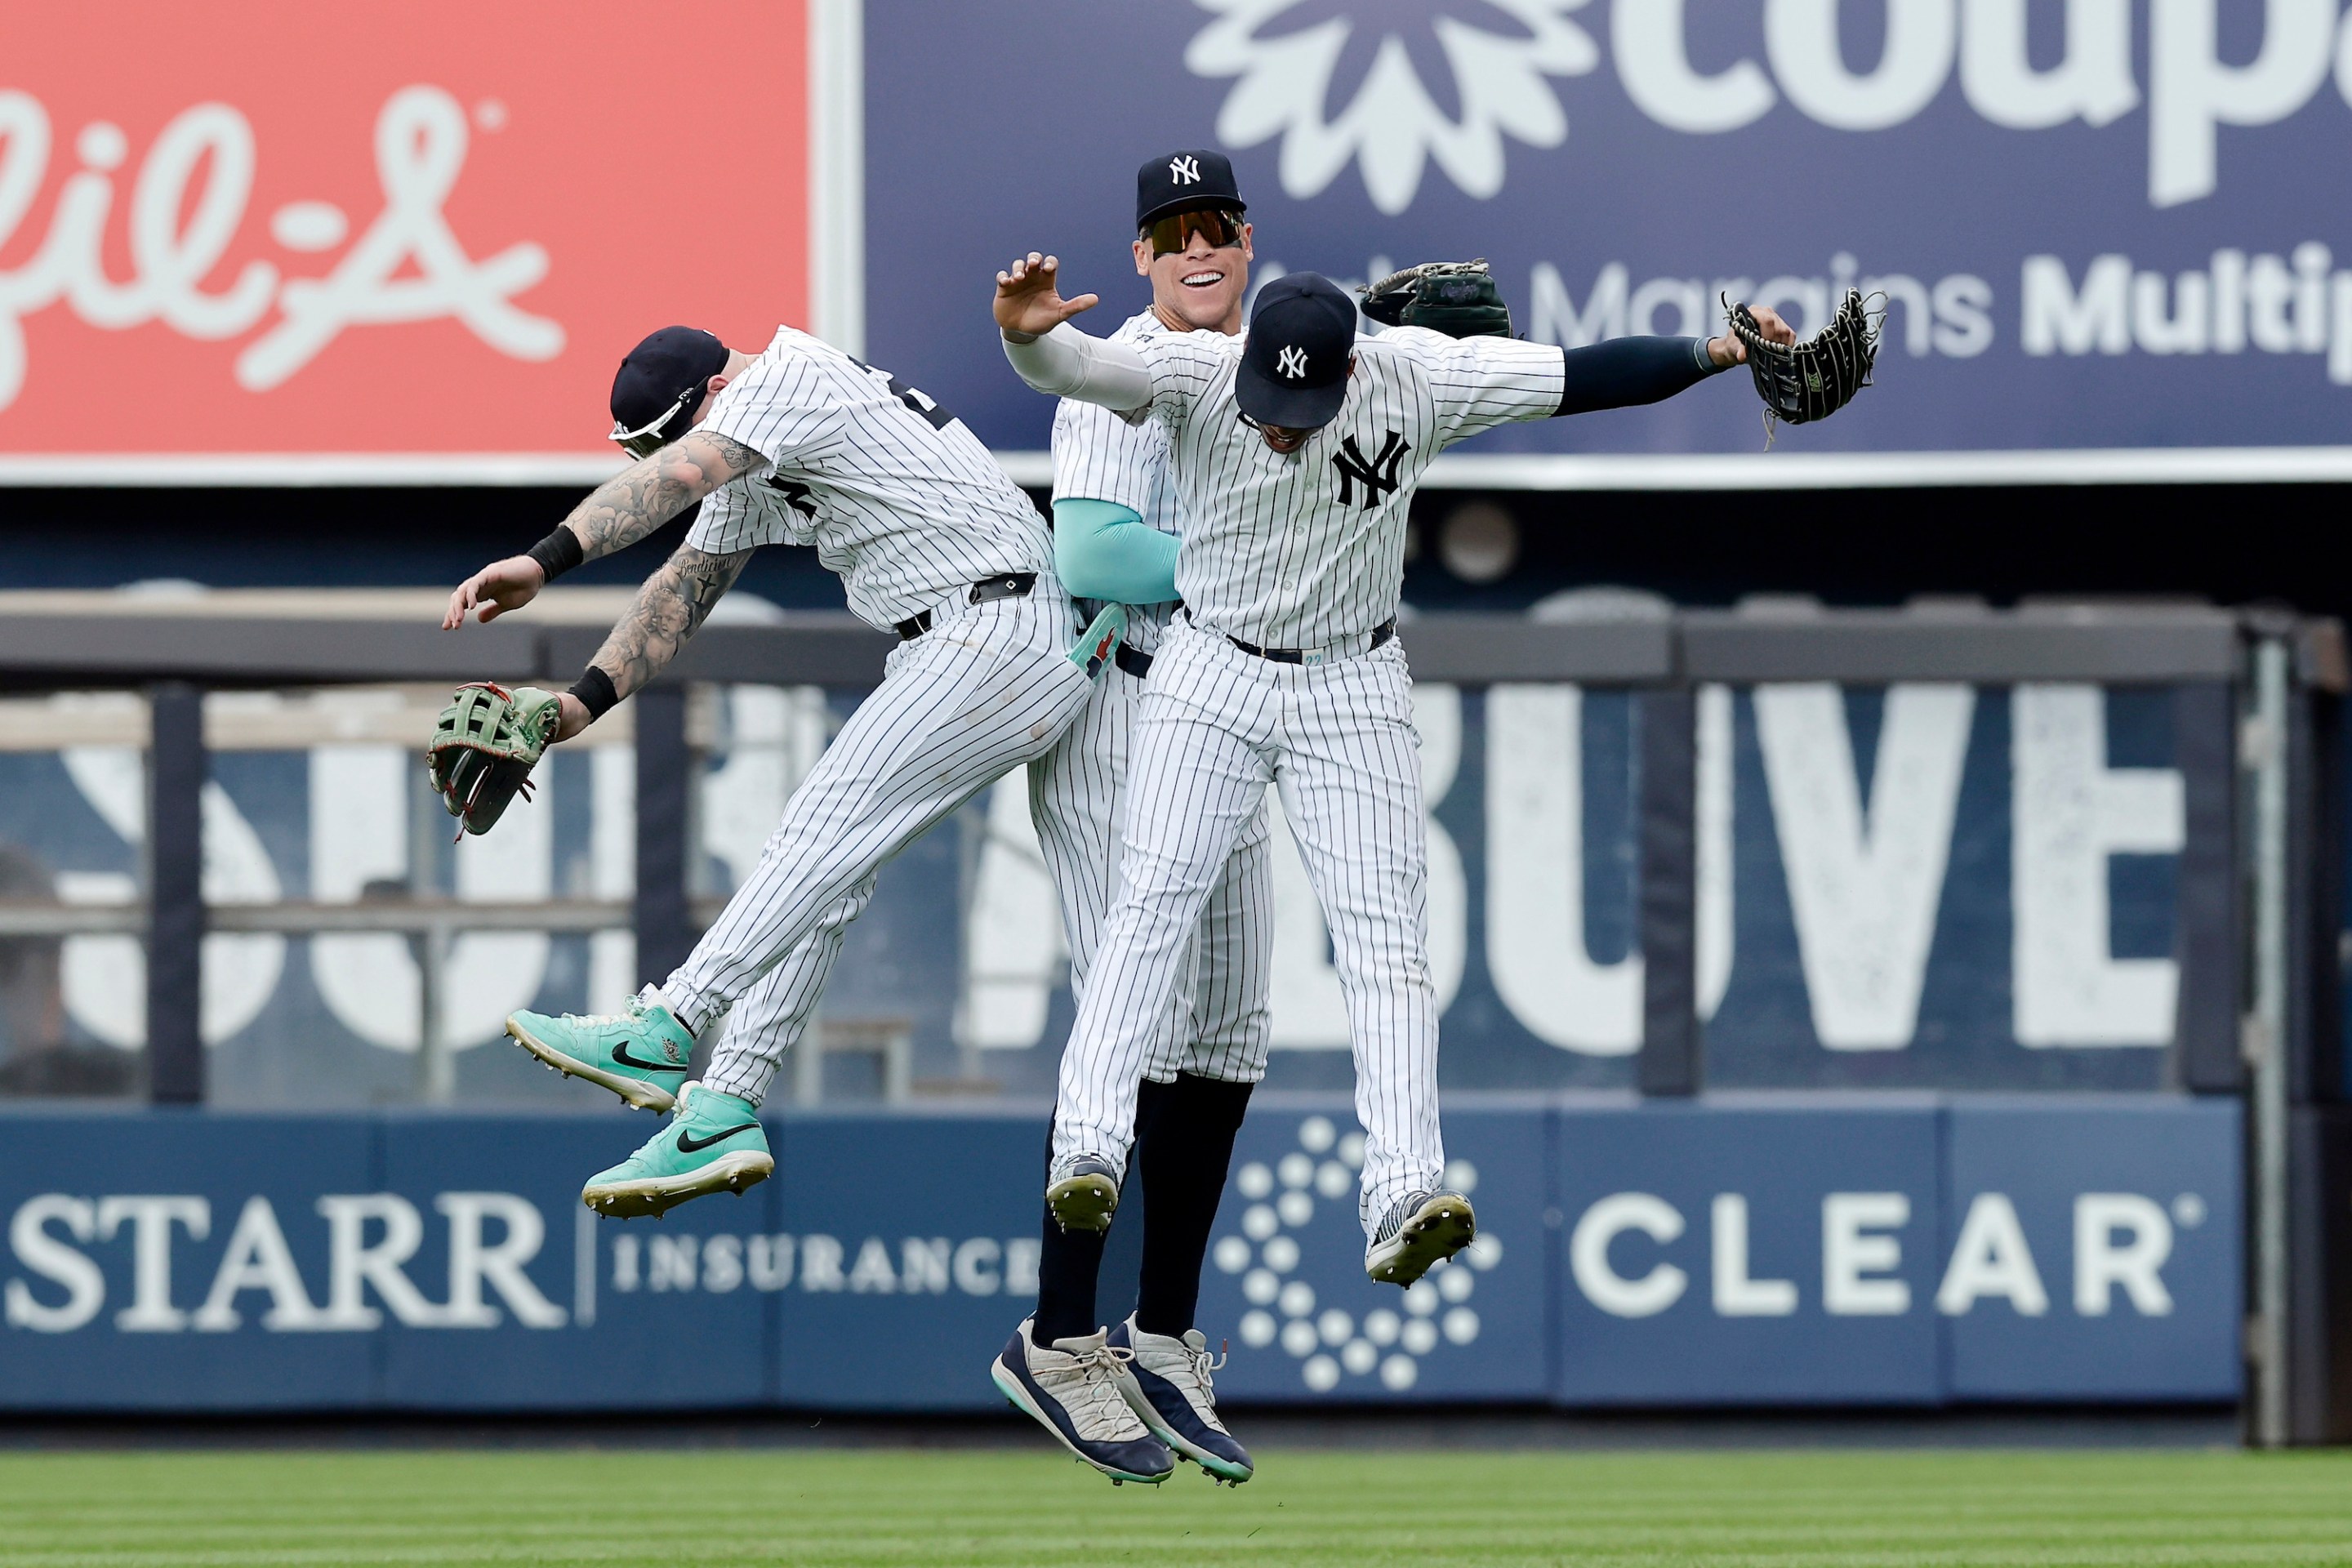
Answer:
[[1136, 148, 1245, 230], [1236, 274, 1355, 430], [609, 326, 730, 457]]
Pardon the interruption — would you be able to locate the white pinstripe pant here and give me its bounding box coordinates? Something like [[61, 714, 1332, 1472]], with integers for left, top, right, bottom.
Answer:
[[682, 592, 1094, 1099], [1030, 653, 1273, 1087], [1051, 618, 1444, 1238]]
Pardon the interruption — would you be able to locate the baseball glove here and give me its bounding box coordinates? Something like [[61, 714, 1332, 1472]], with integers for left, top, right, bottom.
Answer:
[[1726, 288, 1882, 441], [427, 681, 562, 837], [1359, 259, 1512, 338]]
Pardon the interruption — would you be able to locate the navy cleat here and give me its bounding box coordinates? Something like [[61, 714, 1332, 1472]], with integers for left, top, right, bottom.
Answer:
[[991, 1319, 1174, 1486], [1107, 1315, 1253, 1484]]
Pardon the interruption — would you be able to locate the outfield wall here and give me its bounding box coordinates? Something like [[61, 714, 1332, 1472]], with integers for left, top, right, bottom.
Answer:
[[0, 1096, 2238, 1413]]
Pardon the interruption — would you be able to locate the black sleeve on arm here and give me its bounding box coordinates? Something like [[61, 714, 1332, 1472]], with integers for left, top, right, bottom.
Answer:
[[1552, 336, 1724, 417]]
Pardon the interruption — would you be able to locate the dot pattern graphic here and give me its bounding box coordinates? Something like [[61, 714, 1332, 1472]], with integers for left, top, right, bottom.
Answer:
[[1215, 1115, 1503, 1390]]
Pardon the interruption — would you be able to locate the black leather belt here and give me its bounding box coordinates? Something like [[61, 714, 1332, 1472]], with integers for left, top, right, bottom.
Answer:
[[894, 572, 1038, 641], [1114, 644, 1154, 680], [1225, 617, 1396, 664]]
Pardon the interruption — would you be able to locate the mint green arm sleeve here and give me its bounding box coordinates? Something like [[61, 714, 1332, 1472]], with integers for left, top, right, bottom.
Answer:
[[1053, 497, 1180, 604]]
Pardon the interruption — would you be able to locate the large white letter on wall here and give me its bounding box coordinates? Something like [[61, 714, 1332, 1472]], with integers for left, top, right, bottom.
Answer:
[[1486, 685, 1733, 1054], [2011, 685, 2182, 1046], [1766, 0, 1958, 131], [1960, 0, 2137, 130], [1486, 684, 1640, 1054], [310, 746, 550, 1050], [958, 771, 1068, 1051], [1756, 684, 1974, 1050], [2147, 0, 2333, 208], [58, 746, 283, 1048], [1613, 0, 1776, 132]]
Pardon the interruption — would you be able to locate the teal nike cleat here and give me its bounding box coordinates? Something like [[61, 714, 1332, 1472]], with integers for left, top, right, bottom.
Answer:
[[506, 987, 694, 1112], [582, 1082, 773, 1219]]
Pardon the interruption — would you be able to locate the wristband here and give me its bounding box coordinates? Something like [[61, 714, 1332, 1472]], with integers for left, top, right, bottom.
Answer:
[[568, 666, 620, 720], [526, 527, 586, 582]]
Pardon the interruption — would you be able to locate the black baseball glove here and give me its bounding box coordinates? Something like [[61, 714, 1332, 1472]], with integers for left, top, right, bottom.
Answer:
[[1359, 260, 1512, 339], [1725, 288, 1881, 439]]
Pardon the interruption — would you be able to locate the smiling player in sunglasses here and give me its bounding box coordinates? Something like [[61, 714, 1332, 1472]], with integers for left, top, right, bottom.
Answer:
[[991, 149, 1275, 1490]]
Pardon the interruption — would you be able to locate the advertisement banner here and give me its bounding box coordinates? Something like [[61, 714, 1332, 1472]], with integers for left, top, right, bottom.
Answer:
[[1556, 1099, 1944, 1404], [862, 0, 2352, 461], [1550, 1096, 2240, 1404], [1198, 1103, 1552, 1403], [1942, 1098, 2240, 1401], [0, 1098, 2237, 1411], [0, 679, 2217, 1105], [0, 1, 808, 464]]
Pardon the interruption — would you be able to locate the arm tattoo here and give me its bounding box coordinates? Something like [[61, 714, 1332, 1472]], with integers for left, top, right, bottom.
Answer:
[[562, 431, 770, 561], [590, 544, 754, 700]]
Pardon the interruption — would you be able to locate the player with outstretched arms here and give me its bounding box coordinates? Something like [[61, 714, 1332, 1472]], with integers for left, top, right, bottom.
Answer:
[[439, 323, 1105, 1220], [991, 149, 1276, 1487], [992, 249, 1797, 1291]]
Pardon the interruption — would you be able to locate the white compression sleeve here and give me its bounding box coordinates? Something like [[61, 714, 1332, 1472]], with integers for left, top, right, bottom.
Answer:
[[1000, 323, 1153, 412]]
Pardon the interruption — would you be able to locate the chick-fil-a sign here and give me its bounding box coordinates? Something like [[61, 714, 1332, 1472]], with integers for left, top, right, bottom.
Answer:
[[0, 1, 809, 460]]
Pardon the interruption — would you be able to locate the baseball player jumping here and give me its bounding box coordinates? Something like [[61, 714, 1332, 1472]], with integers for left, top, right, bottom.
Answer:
[[993, 149, 1276, 1487], [439, 323, 1103, 1218], [993, 250, 1799, 1290]]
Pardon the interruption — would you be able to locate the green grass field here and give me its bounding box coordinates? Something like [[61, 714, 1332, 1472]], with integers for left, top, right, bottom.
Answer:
[[2, 1447, 2348, 1567]]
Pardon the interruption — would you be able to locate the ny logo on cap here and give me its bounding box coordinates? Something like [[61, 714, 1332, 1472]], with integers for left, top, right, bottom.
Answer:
[[1276, 345, 1307, 380], [1170, 154, 1201, 184]]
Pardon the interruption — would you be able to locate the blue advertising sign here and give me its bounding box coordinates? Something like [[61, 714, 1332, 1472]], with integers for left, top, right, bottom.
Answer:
[[1550, 1095, 2240, 1404], [0, 679, 2213, 1107], [1941, 1097, 2241, 1401], [1198, 1100, 1552, 1402], [0, 1098, 2236, 1412], [376, 1113, 777, 1410], [862, 1, 2352, 457], [0, 1114, 376, 1410], [768, 1110, 1054, 1412], [1555, 1098, 1944, 1404]]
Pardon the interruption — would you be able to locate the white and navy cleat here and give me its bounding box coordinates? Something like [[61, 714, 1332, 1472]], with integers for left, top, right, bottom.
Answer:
[[1365, 1188, 1477, 1287], [1045, 1152, 1121, 1234], [991, 1319, 1174, 1486], [1107, 1315, 1253, 1485]]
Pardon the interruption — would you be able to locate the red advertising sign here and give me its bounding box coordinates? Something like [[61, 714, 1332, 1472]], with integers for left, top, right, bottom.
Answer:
[[0, 0, 809, 463]]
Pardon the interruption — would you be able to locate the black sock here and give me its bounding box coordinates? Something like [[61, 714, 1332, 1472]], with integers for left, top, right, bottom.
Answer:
[[1030, 1081, 1174, 1348], [1030, 1210, 1104, 1348], [1134, 1073, 1254, 1339]]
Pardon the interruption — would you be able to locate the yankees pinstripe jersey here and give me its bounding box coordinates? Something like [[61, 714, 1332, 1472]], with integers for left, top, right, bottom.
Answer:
[[1050, 310, 1187, 653], [1135, 326, 1564, 649], [688, 326, 1055, 630]]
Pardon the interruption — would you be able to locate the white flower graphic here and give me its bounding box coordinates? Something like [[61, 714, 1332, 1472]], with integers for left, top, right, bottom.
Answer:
[[1187, 0, 1597, 214], [1214, 1115, 1500, 1392]]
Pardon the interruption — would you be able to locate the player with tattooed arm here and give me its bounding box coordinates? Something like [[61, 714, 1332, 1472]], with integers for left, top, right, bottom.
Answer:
[[440, 325, 1107, 1218]]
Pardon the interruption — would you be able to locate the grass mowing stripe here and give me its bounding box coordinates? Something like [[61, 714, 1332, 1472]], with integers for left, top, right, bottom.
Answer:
[[2, 1449, 2347, 1568]]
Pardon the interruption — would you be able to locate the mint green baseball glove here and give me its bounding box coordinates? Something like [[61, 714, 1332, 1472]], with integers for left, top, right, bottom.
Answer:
[[427, 681, 561, 836]]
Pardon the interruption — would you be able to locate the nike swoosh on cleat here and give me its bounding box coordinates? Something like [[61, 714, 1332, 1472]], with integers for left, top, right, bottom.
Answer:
[[611, 1043, 684, 1072], [676, 1122, 758, 1154]]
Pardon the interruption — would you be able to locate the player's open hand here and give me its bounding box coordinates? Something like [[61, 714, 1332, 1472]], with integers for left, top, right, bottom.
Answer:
[[1708, 304, 1797, 368], [995, 252, 1097, 342], [443, 555, 546, 629]]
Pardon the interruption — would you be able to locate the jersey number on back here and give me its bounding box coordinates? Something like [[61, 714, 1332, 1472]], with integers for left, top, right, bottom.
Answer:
[[848, 356, 958, 432], [765, 475, 821, 520]]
